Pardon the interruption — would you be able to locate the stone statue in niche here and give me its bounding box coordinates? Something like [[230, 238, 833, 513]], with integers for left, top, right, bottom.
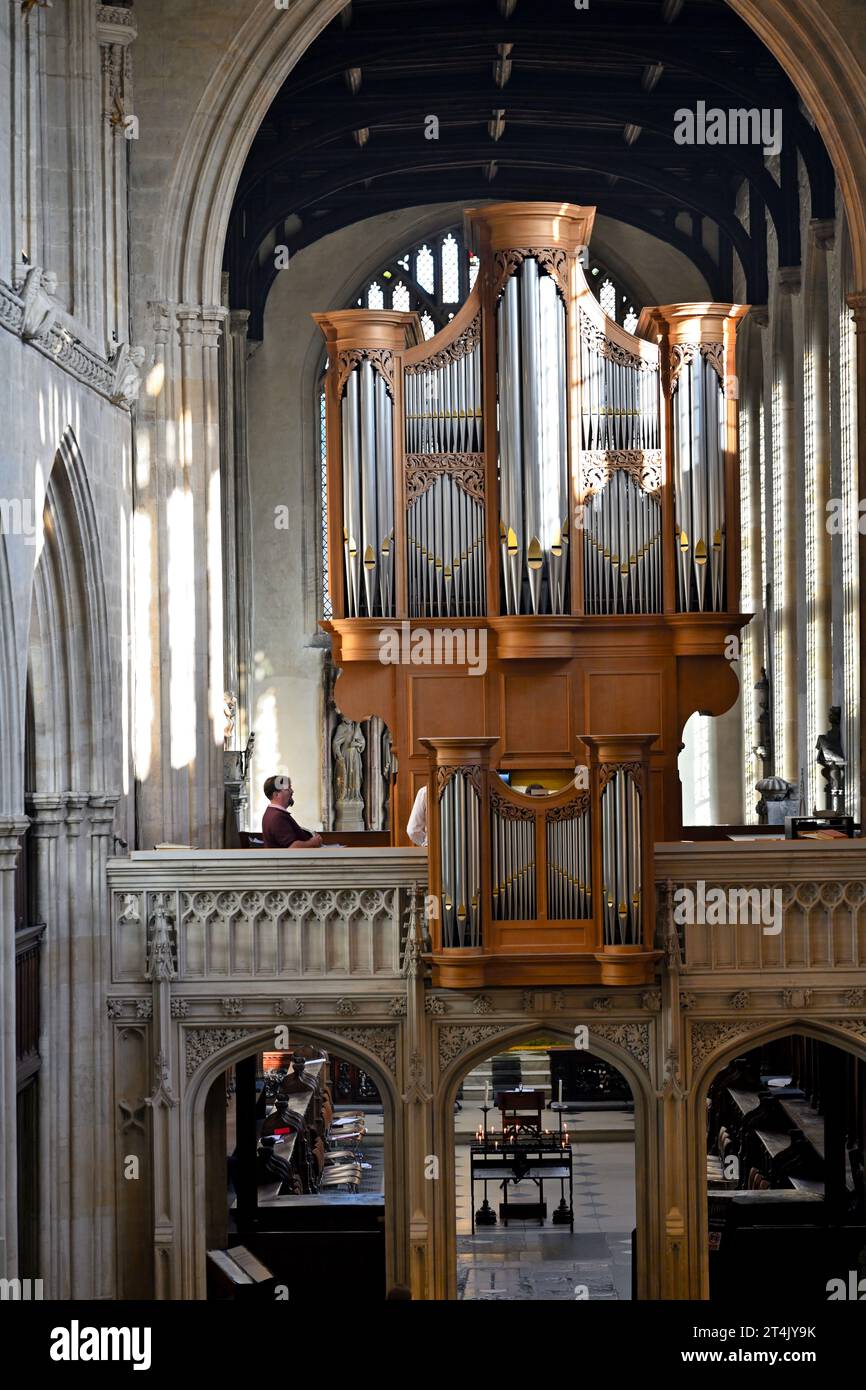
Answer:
[[110, 343, 146, 408], [333, 719, 366, 832], [20, 266, 59, 341], [815, 705, 846, 813]]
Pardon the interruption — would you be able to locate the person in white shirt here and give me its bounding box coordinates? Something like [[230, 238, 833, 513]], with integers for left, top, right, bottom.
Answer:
[[406, 784, 428, 846]]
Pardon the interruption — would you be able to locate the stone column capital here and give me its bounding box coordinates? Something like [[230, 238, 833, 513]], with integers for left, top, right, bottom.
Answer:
[[229, 309, 251, 337], [65, 794, 91, 837], [0, 817, 30, 869], [776, 266, 801, 296], [846, 290, 866, 325], [26, 795, 68, 835], [809, 218, 836, 252], [88, 793, 121, 836], [96, 6, 138, 48], [176, 304, 227, 349]]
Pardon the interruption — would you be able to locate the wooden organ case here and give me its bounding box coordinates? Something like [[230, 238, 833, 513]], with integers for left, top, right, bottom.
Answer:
[[316, 203, 749, 988]]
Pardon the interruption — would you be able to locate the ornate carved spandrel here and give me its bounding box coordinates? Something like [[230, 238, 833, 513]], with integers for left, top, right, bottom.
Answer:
[[493, 247, 569, 301], [580, 450, 663, 501], [405, 453, 486, 506], [337, 347, 395, 397]]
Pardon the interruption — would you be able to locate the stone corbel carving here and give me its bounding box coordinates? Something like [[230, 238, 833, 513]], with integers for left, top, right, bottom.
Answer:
[[110, 343, 146, 408], [20, 266, 59, 341]]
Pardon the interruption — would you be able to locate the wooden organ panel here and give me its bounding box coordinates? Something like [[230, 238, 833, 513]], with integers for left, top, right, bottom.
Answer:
[[316, 202, 749, 987]]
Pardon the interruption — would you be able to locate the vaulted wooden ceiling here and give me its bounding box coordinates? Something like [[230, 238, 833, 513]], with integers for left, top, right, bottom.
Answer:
[[225, 0, 835, 338]]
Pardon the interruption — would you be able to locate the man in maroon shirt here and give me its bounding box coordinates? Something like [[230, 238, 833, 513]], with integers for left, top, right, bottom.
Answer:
[[261, 775, 324, 849]]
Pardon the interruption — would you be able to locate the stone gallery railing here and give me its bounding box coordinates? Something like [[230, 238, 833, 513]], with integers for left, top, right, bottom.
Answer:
[[655, 839, 866, 982], [107, 848, 428, 985]]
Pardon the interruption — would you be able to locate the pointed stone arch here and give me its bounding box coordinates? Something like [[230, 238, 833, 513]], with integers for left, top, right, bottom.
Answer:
[[28, 428, 113, 798], [152, 0, 866, 310], [432, 1017, 659, 1301], [179, 1022, 405, 1299], [689, 1014, 866, 1299]]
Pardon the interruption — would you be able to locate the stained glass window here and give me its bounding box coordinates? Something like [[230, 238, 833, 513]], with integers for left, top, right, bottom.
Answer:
[[441, 233, 460, 303], [599, 278, 617, 318], [367, 281, 384, 309], [392, 281, 410, 311], [416, 244, 435, 294]]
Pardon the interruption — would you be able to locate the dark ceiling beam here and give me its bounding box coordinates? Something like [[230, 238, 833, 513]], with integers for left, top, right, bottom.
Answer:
[[238, 125, 783, 257], [242, 82, 791, 169], [278, 27, 783, 104], [238, 149, 752, 298], [245, 188, 725, 338]]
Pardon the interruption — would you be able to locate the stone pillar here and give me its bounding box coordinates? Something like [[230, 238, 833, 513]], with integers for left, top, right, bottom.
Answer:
[[221, 307, 255, 752], [135, 303, 227, 849], [401, 888, 434, 1299], [96, 3, 137, 350], [145, 901, 180, 1299], [88, 793, 120, 1297], [657, 890, 692, 1298], [847, 290, 866, 830], [27, 794, 69, 1296], [0, 818, 30, 1280]]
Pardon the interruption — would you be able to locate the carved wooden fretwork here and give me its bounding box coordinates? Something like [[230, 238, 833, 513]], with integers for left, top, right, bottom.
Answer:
[[405, 453, 486, 506], [667, 341, 725, 395], [337, 347, 395, 397], [545, 791, 592, 822], [489, 782, 536, 822], [404, 313, 481, 373], [599, 761, 644, 791], [580, 449, 663, 500], [578, 312, 658, 372], [493, 247, 569, 301], [436, 765, 482, 799]]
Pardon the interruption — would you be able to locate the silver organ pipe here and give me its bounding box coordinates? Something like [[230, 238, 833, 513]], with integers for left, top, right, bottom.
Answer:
[[672, 349, 727, 612], [600, 769, 643, 946], [545, 806, 592, 919], [498, 259, 569, 615], [490, 803, 536, 921], [405, 321, 486, 618], [340, 362, 395, 617], [579, 309, 663, 615], [439, 771, 482, 947], [584, 469, 662, 614]]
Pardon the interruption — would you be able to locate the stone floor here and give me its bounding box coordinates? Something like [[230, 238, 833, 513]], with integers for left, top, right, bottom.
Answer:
[[455, 1136, 635, 1301]]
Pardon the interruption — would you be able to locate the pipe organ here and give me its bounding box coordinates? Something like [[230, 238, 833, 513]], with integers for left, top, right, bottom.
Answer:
[[316, 203, 749, 988]]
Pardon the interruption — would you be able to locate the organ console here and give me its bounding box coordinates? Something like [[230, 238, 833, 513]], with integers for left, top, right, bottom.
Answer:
[[315, 202, 750, 987]]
